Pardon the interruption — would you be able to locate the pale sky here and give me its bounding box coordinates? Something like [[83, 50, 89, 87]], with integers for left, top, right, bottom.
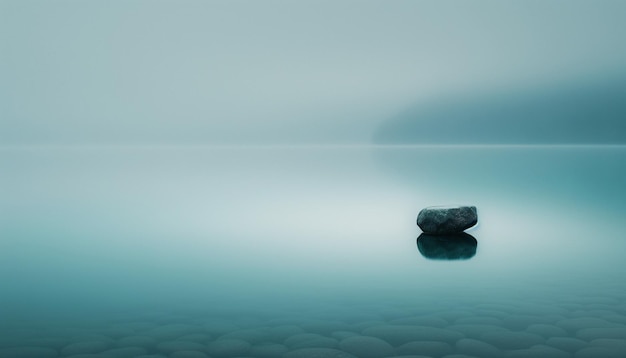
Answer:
[[2, 0, 626, 145]]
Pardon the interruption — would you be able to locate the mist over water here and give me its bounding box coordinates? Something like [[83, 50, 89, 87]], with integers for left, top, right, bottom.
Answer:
[[2, 145, 626, 357]]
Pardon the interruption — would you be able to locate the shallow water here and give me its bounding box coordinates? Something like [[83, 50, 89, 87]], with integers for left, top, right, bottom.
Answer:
[[1, 146, 626, 358]]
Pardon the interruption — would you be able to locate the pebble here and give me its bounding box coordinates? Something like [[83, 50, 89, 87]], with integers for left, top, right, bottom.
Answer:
[[338, 336, 395, 358], [505, 345, 571, 358], [0, 346, 58, 358], [176, 333, 212, 343], [203, 320, 239, 336], [574, 346, 623, 358], [455, 338, 501, 358], [249, 343, 288, 358], [479, 331, 544, 350], [169, 351, 210, 358], [284, 333, 338, 349], [156, 340, 206, 355], [447, 324, 507, 339], [545, 337, 588, 352], [116, 336, 158, 349], [395, 340, 454, 356], [417, 206, 477, 234], [269, 325, 305, 342], [207, 339, 251, 358], [61, 341, 110, 356], [389, 316, 449, 327], [148, 325, 200, 340], [283, 348, 357, 358], [556, 318, 615, 333], [100, 346, 148, 357], [218, 328, 271, 344], [526, 324, 568, 338], [576, 327, 626, 340], [362, 325, 463, 345]]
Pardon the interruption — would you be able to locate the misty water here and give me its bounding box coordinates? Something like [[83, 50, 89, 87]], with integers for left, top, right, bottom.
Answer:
[[2, 145, 626, 358]]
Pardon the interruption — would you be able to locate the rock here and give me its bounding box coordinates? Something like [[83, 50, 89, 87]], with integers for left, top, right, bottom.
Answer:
[[155, 341, 206, 355], [361, 325, 463, 345], [545, 337, 588, 352], [67, 335, 115, 346], [417, 233, 477, 260], [506, 345, 571, 358], [100, 347, 147, 357], [116, 336, 158, 349], [396, 341, 454, 356], [454, 317, 503, 326], [300, 321, 351, 336], [389, 316, 449, 327], [148, 324, 201, 340], [249, 343, 288, 358], [61, 341, 110, 356], [218, 328, 271, 344], [268, 325, 305, 341], [284, 333, 338, 349], [338, 336, 395, 358], [169, 351, 210, 358], [176, 333, 212, 343], [283, 348, 357, 358], [576, 327, 626, 340], [417, 206, 477, 234], [207, 339, 251, 358], [575, 346, 624, 358], [330, 331, 359, 340], [590, 338, 626, 351], [447, 324, 507, 339], [479, 331, 544, 350], [455, 338, 501, 358], [525, 324, 568, 338], [0, 346, 58, 358], [203, 320, 239, 336], [556, 318, 615, 333]]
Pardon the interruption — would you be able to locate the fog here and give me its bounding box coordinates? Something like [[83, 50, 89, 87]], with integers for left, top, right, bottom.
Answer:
[[2, 0, 626, 145]]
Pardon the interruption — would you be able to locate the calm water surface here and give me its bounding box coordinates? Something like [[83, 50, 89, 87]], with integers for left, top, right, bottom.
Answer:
[[1, 146, 625, 357]]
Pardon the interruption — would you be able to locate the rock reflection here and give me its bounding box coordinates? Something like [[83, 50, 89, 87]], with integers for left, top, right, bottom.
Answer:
[[417, 233, 477, 260]]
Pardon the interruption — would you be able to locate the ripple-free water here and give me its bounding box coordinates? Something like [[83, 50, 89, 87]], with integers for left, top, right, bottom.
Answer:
[[1, 146, 626, 357]]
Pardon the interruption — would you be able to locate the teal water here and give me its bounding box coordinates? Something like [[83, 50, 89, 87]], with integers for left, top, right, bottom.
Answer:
[[1, 146, 626, 358]]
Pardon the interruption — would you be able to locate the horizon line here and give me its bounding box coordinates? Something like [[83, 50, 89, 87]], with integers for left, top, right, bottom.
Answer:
[[2, 143, 626, 149]]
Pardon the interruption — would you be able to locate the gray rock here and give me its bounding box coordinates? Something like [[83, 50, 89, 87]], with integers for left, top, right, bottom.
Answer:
[[417, 206, 477, 234]]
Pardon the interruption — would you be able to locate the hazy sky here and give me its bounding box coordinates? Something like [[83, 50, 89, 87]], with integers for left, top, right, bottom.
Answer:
[[2, 0, 626, 145]]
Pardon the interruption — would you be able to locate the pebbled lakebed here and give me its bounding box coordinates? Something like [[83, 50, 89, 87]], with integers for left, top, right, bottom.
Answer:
[[1, 145, 626, 358]]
